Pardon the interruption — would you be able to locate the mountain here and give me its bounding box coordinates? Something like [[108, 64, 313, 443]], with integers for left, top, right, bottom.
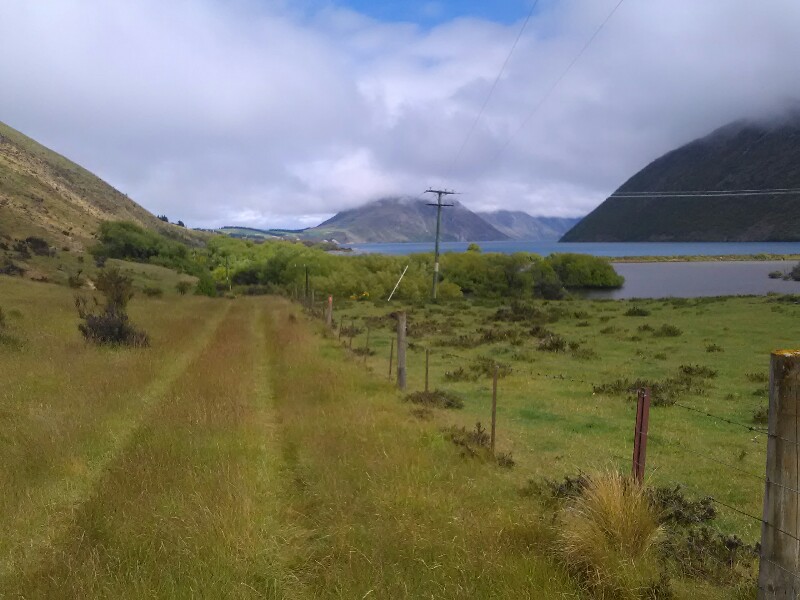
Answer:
[[302, 197, 509, 243], [479, 211, 581, 241], [0, 120, 207, 252], [561, 111, 800, 242]]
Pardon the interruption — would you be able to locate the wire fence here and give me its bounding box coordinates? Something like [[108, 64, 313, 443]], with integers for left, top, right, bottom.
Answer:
[[303, 300, 800, 589]]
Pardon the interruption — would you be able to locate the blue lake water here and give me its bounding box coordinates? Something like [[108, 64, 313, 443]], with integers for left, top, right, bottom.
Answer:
[[350, 241, 800, 258], [349, 241, 800, 299]]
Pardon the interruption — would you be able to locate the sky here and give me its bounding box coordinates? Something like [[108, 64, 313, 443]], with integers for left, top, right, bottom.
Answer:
[[1, 0, 800, 229]]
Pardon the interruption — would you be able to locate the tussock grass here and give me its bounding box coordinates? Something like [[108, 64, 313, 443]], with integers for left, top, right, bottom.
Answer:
[[559, 472, 665, 599]]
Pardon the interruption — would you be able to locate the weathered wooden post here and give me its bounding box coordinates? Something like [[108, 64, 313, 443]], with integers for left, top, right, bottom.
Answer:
[[490, 364, 498, 454], [425, 349, 430, 393], [388, 338, 395, 380], [632, 387, 650, 484], [326, 295, 333, 329], [396, 312, 406, 390], [311, 289, 315, 314], [758, 351, 800, 599]]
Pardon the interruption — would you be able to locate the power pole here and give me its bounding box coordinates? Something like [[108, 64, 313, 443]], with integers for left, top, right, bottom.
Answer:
[[424, 188, 456, 301]]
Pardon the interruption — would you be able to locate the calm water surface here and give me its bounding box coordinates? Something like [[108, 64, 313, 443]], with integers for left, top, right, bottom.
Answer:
[[587, 261, 800, 299], [350, 241, 800, 257], [349, 241, 800, 299]]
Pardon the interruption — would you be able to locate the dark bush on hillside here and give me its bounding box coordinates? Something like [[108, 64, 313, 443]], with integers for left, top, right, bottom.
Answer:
[[67, 271, 85, 289], [705, 343, 724, 353], [76, 267, 148, 347], [25, 237, 51, 256], [0, 307, 5, 329], [768, 270, 783, 279], [593, 363, 716, 406], [624, 306, 651, 317], [470, 356, 512, 378], [176, 281, 191, 295], [0, 260, 26, 276], [444, 366, 479, 382], [76, 297, 149, 347]]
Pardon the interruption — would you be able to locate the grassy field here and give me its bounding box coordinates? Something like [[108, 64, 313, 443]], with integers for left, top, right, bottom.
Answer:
[[3, 275, 786, 598], [332, 293, 798, 542]]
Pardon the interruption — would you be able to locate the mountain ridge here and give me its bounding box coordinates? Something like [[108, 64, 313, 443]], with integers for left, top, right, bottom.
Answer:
[[561, 112, 800, 242]]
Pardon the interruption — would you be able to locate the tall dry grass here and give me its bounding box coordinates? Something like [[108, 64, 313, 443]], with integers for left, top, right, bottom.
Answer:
[[559, 471, 664, 599]]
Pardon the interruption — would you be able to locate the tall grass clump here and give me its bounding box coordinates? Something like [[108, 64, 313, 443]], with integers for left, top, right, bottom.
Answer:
[[559, 471, 664, 599]]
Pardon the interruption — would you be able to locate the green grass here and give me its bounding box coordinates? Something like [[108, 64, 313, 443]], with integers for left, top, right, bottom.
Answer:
[[332, 294, 797, 545], [2, 274, 780, 598]]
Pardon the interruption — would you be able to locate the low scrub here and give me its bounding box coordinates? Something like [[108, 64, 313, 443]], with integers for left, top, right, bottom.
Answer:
[[404, 390, 464, 409], [593, 364, 716, 406], [624, 306, 651, 317], [653, 324, 683, 337], [558, 471, 664, 599], [538, 334, 567, 353], [444, 366, 479, 382]]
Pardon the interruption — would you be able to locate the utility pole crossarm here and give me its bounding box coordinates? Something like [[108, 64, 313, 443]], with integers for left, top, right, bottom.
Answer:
[[424, 188, 459, 301]]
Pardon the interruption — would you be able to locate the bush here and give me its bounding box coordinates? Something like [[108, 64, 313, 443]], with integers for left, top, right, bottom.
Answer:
[[559, 471, 664, 598], [176, 280, 192, 295], [95, 267, 135, 309], [142, 286, 163, 298], [76, 298, 149, 347], [538, 334, 567, 352], [625, 306, 651, 317], [195, 273, 217, 297], [0, 306, 5, 329], [768, 270, 783, 279], [76, 267, 148, 347], [653, 324, 683, 337], [705, 343, 724, 353], [404, 390, 464, 409], [791, 262, 800, 282], [67, 271, 85, 289]]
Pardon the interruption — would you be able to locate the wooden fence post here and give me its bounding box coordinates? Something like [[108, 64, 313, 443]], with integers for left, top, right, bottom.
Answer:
[[326, 295, 333, 329], [758, 351, 800, 599], [396, 312, 406, 390], [491, 364, 498, 454], [388, 338, 395, 380], [311, 290, 315, 314], [632, 387, 650, 484]]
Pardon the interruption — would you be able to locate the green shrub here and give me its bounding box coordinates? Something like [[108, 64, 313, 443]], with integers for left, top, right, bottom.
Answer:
[[195, 273, 217, 297], [653, 324, 683, 337], [539, 334, 567, 352], [142, 286, 163, 298], [625, 306, 651, 317], [545, 253, 625, 289], [176, 281, 192, 295], [404, 390, 464, 409]]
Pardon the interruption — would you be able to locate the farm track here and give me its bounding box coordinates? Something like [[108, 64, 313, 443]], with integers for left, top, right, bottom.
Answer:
[[3, 301, 237, 594]]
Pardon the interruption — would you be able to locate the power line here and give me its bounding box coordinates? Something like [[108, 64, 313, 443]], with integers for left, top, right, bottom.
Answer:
[[425, 189, 457, 301], [611, 189, 800, 198], [446, 0, 541, 177], [487, 0, 627, 168]]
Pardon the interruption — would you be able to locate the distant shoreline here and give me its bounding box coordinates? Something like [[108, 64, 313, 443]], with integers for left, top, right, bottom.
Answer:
[[611, 253, 800, 263]]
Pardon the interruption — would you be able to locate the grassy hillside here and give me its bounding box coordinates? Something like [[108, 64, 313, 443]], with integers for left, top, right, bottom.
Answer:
[[0, 120, 208, 251], [562, 112, 800, 241]]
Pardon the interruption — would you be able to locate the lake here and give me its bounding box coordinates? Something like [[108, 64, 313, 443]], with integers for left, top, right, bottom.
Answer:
[[350, 240, 800, 257], [349, 241, 800, 298], [586, 261, 800, 299]]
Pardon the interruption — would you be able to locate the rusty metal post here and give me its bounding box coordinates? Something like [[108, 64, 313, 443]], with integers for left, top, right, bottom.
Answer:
[[491, 364, 498, 454], [632, 387, 650, 484], [758, 351, 800, 599], [396, 312, 406, 390]]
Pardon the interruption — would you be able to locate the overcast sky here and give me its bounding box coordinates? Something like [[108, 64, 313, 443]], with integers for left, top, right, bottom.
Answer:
[[2, 0, 799, 229]]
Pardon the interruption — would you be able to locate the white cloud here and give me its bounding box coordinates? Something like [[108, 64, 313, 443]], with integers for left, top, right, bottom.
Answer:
[[1, 0, 799, 228]]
